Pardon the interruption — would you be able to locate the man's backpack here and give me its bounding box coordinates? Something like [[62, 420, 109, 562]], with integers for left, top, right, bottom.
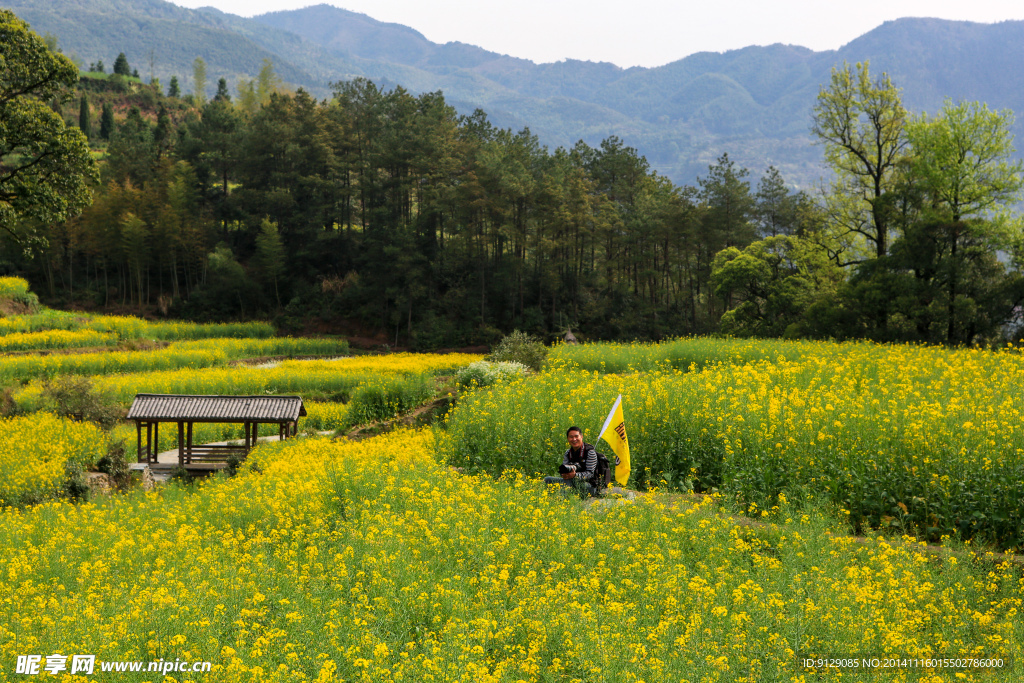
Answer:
[[593, 452, 613, 492]]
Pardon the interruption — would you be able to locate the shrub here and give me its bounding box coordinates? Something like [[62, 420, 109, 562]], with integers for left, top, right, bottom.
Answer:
[[169, 466, 194, 485], [0, 278, 40, 313], [455, 360, 528, 389], [95, 440, 130, 489], [41, 376, 123, 429], [487, 330, 548, 371], [61, 461, 90, 501], [225, 454, 243, 477]]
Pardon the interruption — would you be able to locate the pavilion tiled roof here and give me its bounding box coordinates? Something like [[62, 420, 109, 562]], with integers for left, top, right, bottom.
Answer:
[[127, 394, 306, 422]]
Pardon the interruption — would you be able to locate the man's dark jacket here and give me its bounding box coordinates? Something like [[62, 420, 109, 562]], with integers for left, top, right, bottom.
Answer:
[[562, 442, 598, 481]]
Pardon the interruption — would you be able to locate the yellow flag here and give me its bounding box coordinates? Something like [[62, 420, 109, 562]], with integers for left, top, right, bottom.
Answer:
[[598, 394, 631, 486]]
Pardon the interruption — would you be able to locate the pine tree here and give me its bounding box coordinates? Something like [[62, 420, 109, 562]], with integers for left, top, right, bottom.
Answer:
[[214, 77, 230, 102], [107, 107, 156, 186], [94, 59, 105, 74], [78, 94, 91, 139], [113, 52, 130, 76], [168, 76, 180, 98], [132, 68, 139, 79], [99, 102, 115, 140], [154, 106, 172, 157]]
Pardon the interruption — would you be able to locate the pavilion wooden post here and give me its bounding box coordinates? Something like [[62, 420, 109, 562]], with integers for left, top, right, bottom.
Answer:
[[153, 422, 159, 461], [177, 421, 185, 466], [187, 422, 194, 464], [137, 421, 144, 463]]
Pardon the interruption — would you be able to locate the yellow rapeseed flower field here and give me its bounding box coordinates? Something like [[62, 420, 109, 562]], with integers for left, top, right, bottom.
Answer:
[[446, 339, 1024, 548], [0, 413, 106, 507], [0, 329, 117, 352], [0, 430, 1019, 682], [0, 277, 31, 298]]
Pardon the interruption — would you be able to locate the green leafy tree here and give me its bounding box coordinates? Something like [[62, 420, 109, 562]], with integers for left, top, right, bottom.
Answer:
[[91, 59, 104, 74], [712, 235, 841, 337], [833, 219, 1024, 345], [112, 52, 130, 76], [192, 57, 207, 106], [906, 99, 1024, 342], [812, 62, 908, 262], [197, 243, 260, 318], [236, 79, 258, 114], [99, 102, 114, 140], [256, 59, 283, 106], [168, 75, 180, 98], [78, 94, 91, 139], [0, 9, 98, 246], [908, 100, 1024, 224]]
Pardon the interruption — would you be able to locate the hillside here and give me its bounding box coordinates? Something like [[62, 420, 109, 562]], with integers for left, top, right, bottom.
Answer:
[[9, 0, 1024, 187]]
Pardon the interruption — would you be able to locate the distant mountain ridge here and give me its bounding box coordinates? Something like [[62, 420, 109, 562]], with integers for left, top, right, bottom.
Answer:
[[9, 0, 1024, 187]]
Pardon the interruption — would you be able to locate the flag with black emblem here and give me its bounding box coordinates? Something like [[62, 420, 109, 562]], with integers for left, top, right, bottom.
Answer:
[[598, 394, 630, 486]]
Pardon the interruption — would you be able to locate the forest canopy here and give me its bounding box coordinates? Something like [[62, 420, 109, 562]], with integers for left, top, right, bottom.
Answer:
[[2, 14, 1023, 349]]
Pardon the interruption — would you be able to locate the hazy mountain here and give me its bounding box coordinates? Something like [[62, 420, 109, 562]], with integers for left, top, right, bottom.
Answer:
[[10, 0, 1024, 188]]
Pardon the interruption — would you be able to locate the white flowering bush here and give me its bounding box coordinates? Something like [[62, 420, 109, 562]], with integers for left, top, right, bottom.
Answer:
[[455, 360, 528, 389]]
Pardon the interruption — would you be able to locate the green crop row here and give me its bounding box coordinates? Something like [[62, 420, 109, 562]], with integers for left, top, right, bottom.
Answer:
[[0, 310, 275, 341], [0, 337, 350, 383], [547, 336, 897, 373]]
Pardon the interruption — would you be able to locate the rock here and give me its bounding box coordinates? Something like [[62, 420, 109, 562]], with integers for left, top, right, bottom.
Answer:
[[584, 487, 638, 511], [86, 472, 113, 496], [128, 463, 155, 491], [604, 486, 637, 500]]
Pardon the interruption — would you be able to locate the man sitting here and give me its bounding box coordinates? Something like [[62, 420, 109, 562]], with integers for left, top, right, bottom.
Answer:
[[543, 426, 598, 497]]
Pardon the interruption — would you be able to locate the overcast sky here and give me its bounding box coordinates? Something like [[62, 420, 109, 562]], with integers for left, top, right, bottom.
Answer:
[[169, 0, 1024, 68]]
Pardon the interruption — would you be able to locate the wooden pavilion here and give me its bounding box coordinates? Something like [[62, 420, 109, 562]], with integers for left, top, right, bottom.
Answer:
[[127, 394, 306, 471]]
